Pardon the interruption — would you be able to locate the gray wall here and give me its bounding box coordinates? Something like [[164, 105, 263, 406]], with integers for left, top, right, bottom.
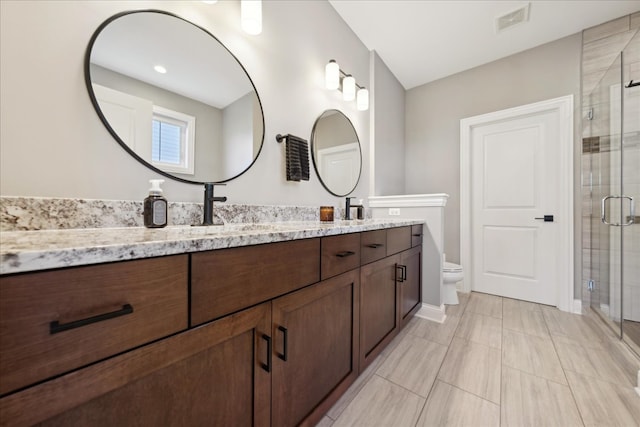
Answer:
[[373, 51, 406, 196], [405, 33, 582, 291], [222, 92, 256, 179], [0, 1, 370, 207]]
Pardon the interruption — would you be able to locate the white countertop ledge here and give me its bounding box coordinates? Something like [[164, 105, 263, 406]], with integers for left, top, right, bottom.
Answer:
[[0, 219, 424, 275]]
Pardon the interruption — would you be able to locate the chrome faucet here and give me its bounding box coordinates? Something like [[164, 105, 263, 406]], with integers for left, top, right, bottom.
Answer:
[[202, 183, 227, 226], [345, 197, 363, 220]]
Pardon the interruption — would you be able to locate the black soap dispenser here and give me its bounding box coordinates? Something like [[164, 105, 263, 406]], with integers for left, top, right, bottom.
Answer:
[[143, 179, 168, 228]]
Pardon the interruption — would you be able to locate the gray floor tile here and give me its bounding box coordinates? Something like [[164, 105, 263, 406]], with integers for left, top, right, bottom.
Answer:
[[417, 380, 500, 427], [501, 366, 583, 427], [438, 337, 501, 404], [455, 311, 503, 348], [376, 334, 448, 397], [502, 328, 567, 385], [466, 292, 503, 318], [332, 375, 425, 427]]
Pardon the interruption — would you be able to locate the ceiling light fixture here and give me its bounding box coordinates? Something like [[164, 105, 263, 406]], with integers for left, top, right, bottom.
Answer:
[[241, 0, 262, 35], [324, 60, 368, 111], [154, 65, 167, 74]]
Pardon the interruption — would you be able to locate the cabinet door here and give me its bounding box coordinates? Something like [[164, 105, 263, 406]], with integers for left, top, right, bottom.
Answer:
[[1, 303, 271, 427], [359, 254, 400, 371], [272, 269, 359, 427], [399, 245, 422, 328]]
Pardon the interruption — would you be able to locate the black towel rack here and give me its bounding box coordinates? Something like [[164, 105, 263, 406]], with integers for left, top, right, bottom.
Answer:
[[276, 133, 303, 143]]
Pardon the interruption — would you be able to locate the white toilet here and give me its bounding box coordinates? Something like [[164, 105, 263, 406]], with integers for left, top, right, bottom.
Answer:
[[442, 258, 463, 305]]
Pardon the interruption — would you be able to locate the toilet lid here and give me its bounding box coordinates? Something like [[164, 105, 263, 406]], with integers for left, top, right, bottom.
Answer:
[[443, 261, 462, 273]]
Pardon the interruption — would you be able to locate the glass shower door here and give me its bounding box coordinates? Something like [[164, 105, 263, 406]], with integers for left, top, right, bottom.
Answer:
[[587, 31, 640, 355], [621, 32, 640, 353], [588, 52, 624, 336]]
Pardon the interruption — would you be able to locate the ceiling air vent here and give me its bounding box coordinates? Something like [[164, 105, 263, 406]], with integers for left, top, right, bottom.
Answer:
[[495, 3, 530, 33]]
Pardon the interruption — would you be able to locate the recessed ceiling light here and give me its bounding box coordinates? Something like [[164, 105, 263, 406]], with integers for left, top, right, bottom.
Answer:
[[154, 65, 167, 74]]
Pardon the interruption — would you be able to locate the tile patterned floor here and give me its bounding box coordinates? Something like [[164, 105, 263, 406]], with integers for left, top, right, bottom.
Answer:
[[318, 292, 640, 427]]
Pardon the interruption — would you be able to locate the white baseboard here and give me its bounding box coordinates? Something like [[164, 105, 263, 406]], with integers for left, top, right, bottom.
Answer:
[[415, 303, 447, 323], [573, 299, 582, 314]]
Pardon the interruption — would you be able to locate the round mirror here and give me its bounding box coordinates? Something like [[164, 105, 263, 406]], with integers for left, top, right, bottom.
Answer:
[[85, 10, 265, 184], [311, 110, 362, 197]]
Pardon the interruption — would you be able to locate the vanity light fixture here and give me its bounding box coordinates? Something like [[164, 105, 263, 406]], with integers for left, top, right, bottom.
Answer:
[[154, 65, 167, 74], [325, 60, 340, 90], [356, 88, 369, 111], [241, 0, 262, 35], [342, 75, 356, 101], [324, 60, 369, 110]]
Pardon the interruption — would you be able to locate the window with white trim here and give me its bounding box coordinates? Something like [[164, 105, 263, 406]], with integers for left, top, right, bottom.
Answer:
[[151, 105, 196, 175]]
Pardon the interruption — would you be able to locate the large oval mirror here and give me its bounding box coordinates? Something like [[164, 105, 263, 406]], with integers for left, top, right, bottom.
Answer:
[[85, 10, 264, 184], [311, 110, 362, 197]]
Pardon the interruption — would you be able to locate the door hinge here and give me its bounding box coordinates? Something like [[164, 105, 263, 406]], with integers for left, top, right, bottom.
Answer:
[[587, 108, 594, 121], [588, 279, 594, 292]]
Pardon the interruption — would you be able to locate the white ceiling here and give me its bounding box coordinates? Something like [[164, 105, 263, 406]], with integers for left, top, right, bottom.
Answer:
[[329, 0, 640, 89], [91, 12, 253, 109]]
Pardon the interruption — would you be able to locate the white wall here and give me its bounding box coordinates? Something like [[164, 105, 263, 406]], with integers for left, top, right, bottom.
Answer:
[[0, 0, 370, 207], [372, 51, 406, 196], [405, 33, 582, 275]]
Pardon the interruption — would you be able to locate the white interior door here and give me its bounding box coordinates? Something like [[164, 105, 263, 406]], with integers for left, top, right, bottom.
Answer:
[[318, 143, 360, 196], [469, 103, 567, 306]]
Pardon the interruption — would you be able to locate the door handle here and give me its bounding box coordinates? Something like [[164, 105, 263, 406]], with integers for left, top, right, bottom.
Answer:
[[534, 215, 554, 222], [602, 195, 635, 226]]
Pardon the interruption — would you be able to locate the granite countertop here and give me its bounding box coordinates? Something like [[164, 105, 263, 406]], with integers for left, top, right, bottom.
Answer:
[[0, 219, 424, 275]]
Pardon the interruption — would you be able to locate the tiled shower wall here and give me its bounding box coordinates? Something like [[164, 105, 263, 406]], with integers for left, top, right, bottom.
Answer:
[[581, 12, 640, 311]]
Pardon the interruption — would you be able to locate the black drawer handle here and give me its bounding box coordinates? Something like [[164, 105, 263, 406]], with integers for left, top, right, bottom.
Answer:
[[412, 234, 422, 237], [50, 304, 133, 335], [336, 251, 356, 258], [396, 265, 404, 282], [277, 326, 288, 361], [261, 334, 272, 373], [366, 243, 384, 249]]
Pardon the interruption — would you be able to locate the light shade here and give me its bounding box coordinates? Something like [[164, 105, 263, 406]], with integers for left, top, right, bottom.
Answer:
[[241, 0, 262, 35], [357, 88, 369, 111], [342, 75, 355, 101], [325, 60, 340, 90]]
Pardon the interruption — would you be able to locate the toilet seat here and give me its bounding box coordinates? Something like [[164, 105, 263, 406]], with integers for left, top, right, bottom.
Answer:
[[443, 261, 462, 273]]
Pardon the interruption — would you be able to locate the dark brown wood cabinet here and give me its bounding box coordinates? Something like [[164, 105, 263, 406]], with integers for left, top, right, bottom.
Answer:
[[272, 269, 359, 427], [359, 254, 400, 371], [0, 225, 423, 427], [0, 255, 188, 396], [399, 245, 422, 328], [1, 302, 271, 427]]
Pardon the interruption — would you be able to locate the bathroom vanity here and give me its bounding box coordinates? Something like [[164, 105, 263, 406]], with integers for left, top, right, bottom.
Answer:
[[0, 220, 423, 426]]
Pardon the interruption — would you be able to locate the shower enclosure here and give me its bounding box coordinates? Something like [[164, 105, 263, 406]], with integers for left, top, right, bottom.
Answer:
[[584, 31, 639, 355]]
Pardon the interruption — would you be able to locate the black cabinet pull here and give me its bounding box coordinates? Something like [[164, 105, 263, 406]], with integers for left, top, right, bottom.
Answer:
[[396, 265, 404, 282], [261, 334, 272, 373], [277, 325, 288, 361], [50, 304, 133, 335], [336, 251, 356, 258], [402, 265, 407, 281], [412, 233, 422, 237], [366, 243, 384, 249]]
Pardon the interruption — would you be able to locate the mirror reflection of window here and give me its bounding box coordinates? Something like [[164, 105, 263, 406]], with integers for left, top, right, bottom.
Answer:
[[151, 106, 195, 175]]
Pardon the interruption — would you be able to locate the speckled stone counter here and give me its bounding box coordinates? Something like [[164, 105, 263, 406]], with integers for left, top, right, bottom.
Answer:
[[0, 219, 424, 275]]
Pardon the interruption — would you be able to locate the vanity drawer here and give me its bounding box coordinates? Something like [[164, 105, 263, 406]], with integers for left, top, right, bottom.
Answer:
[[360, 230, 387, 265], [0, 255, 188, 396], [191, 238, 320, 326], [411, 224, 423, 247], [386, 226, 412, 256], [321, 233, 361, 280]]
